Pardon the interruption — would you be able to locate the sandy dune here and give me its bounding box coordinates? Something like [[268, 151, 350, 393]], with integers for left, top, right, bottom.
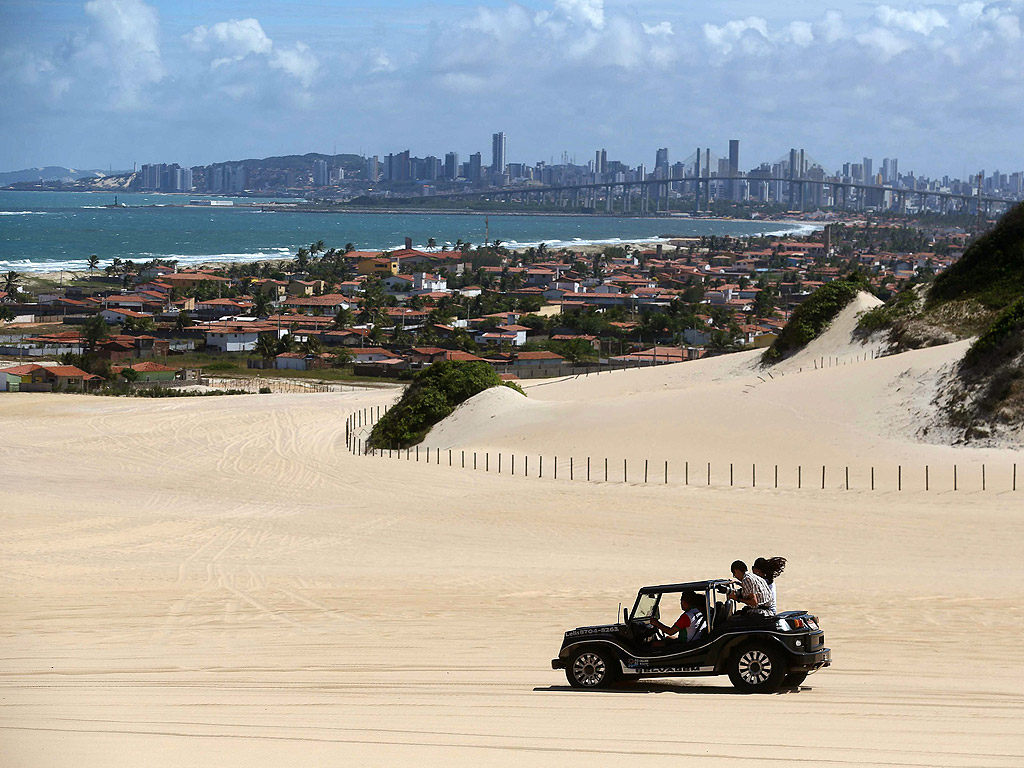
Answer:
[[2, 310, 1023, 766]]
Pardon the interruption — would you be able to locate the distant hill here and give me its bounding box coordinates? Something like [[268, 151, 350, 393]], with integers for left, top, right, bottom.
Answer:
[[0, 166, 112, 185]]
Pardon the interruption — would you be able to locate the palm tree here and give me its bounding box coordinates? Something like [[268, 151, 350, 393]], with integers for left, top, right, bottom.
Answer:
[[295, 247, 310, 271], [332, 306, 354, 329], [87, 255, 100, 276], [427, 237, 436, 250], [303, 336, 323, 356], [275, 333, 295, 355], [3, 271, 22, 295], [82, 313, 109, 352], [255, 334, 277, 367], [344, 243, 355, 254], [251, 291, 272, 318]]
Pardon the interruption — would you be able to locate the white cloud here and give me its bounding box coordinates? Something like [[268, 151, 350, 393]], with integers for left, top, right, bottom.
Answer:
[[703, 17, 771, 56], [270, 42, 318, 88], [554, 0, 605, 30], [185, 16, 317, 89], [185, 18, 273, 67], [786, 21, 815, 47], [642, 21, 673, 38], [83, 0, 164, 107], [875, 5, 949, 35], [856, 27, 913, 59]]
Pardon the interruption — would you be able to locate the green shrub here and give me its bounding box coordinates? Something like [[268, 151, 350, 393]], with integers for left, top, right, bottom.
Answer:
[[856, 287, 920, 334], [764, 275, 871, 360], [928, 201, 1024, 310], [963, 295, 1024, 369], [367, 360, 524, 449]]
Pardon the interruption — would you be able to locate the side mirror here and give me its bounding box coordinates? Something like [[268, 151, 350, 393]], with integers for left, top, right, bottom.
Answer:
[[623, 607, 629, 624]]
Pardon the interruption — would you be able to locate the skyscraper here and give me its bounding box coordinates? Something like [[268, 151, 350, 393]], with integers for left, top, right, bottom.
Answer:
[[862, 157, 873, 185], [491, 132, 506, 174], [444, 152, 459, 180], [655, 148, 669, 174], [728, 139, 740, 199], [313, 159, 329, 186], [468, 152, 483, 184], [595, 149, 607, 176]]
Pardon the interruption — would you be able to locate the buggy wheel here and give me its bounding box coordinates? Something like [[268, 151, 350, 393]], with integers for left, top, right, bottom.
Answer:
[[566, 647, 618, 689], [728, 642, 787, 693], [783, 671, 808, 688]]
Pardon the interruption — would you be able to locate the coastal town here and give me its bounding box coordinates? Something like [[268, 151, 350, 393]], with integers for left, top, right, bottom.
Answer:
[[0, 219, 966, 393]]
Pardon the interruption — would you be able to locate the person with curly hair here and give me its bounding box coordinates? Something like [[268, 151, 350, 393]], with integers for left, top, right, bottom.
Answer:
[[753, 556, 787, 614]]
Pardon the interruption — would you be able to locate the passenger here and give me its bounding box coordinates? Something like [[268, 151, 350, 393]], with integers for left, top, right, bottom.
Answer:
[[753, 556, 787, 614], [649, 591, 707, 643], [729, 560, 774, 617]]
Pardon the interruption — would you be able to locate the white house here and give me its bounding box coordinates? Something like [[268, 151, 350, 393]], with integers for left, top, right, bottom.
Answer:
[[204, 322, 282, 352], [413, 272, 447, 293]]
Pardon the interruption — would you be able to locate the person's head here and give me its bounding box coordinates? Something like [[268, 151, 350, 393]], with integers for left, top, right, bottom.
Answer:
[[765, 556, 787, 582], [752, 557, 769, 579], [680, 591, 701, 611], [731, 560, 747, 580]]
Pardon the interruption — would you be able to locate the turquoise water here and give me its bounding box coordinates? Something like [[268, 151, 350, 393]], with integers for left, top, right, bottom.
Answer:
[[0, 190, 814, 272]]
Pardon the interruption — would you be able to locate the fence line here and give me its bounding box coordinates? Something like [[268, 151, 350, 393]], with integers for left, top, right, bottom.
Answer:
[[345, 408, 1018, 493]]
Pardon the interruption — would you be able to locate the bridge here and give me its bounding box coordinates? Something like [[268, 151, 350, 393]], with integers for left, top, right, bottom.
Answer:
[[415, 175, 1016, 217]]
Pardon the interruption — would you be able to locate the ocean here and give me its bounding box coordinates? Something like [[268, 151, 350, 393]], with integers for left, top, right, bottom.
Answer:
[[0, 190, 818, 273]]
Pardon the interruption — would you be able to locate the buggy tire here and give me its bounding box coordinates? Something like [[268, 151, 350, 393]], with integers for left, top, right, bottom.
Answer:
[[565, 647, 618, 689], [783, 671, 809, 688], [728, 641, 788, 693]]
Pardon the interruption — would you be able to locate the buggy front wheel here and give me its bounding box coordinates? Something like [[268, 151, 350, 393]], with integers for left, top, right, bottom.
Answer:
[[565, 647, 618, 689]]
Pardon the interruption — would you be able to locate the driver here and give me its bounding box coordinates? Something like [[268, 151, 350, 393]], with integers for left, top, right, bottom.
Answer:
[[649, 591, 707, 643]]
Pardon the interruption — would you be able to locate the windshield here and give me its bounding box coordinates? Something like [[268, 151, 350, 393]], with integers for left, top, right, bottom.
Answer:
[[632, 593, 659, 620]]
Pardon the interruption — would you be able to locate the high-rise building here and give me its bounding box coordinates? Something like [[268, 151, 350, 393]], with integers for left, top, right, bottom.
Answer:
[[491, 132, 506, 174], [468, 152, 483, 183], [728, 139, 740, 199], [444, 152, 459, 180], [313, 159, 329, 186], [655, 148, 669, 174], [862, 157, 873, 185], [595, 148, 607, 176], [366, 155, 380, 182]]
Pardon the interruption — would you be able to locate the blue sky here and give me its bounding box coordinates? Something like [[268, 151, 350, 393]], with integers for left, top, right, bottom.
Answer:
[[1, 0, 1023, 178]]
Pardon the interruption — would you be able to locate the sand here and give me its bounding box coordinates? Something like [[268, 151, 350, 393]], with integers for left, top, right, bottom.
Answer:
[[2, 307, 1023, 766]]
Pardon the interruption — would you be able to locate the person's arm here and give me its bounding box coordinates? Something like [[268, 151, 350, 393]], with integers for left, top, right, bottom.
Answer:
[[653, 613, 691, 636]]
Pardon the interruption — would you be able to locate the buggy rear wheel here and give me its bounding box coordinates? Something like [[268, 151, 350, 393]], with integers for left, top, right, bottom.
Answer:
[[566, 647, 618, 689], [727, 642, 787, 693]]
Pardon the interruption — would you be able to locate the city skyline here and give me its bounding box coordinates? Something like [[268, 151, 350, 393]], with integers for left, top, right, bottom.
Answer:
[[2, 0, 1024, 176]]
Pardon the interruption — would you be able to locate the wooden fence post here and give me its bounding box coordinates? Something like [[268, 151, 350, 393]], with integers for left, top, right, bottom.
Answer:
[[925, 465, 929, 491], [587, 457, 591, 481], [624, 458, 628, 483], [665, 461, 668, 485], [898, 465, 902, 491], [730, 463, 734, 486], [605, 458, 608, 482], [752, 464, 756, 488], [774, 464, 778, 488], [798, 465, 802, 489], [871, 466, 875, 490], [707, 462, 711, 486], [821, 465, 825, 490], [644, 460, 648, 484], [845, 466, 849, 490], [953, 464, 957, 491]]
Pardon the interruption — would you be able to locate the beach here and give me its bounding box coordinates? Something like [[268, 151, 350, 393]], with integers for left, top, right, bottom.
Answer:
[[2, 305, 1022, 767]]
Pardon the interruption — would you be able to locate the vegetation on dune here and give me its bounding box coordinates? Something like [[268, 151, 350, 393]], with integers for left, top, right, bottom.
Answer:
[[928, 201, 1024, 311], [367, 360, 524, 450], [763, 274, 871, 361], [856, 286, 923, 334], [962, 296, 1024, 369]]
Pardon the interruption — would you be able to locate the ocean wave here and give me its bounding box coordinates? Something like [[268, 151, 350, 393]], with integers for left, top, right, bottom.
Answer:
[[0, 248, 297, 273], [0, 210, 51, 215]]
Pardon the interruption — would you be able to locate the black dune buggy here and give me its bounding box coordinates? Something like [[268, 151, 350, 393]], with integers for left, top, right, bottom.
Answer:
[[552, 579, 831, 693]]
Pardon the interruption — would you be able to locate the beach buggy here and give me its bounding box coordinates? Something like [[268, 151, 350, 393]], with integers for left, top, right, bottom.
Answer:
[[552, 579, 831, 693]]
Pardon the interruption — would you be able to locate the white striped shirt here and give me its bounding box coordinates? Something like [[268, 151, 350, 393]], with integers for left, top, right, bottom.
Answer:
[[741, 571, 774, 612]]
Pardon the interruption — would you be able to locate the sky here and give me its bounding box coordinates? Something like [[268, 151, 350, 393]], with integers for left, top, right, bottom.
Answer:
[[1, 0, 1023, 178]]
